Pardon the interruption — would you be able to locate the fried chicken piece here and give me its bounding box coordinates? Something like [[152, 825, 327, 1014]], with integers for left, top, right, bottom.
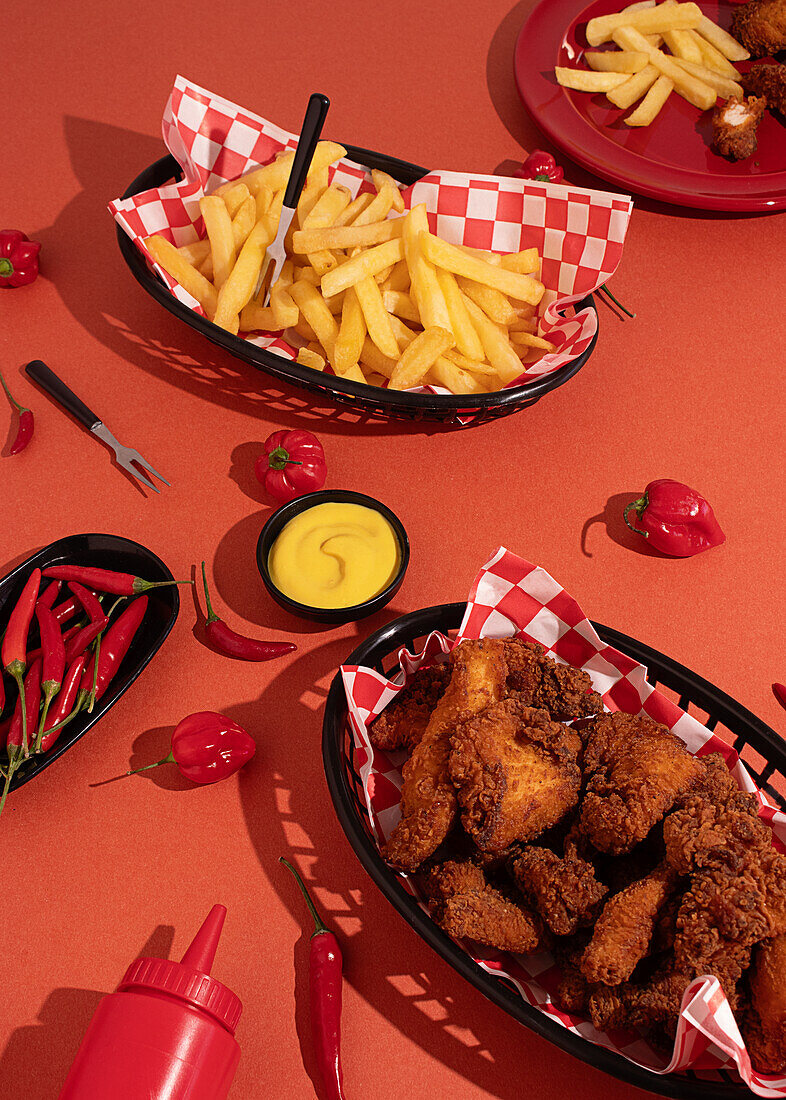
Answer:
[[682, 751, 741, 808], [503, 639, 604, 721], [743, 934, 786, 1074], [664, 791, 769, 876], [450, 699, 581, 852], [383, 639, 508, 873], [579, 712, 704, 855], [369, 663, 451, 754], [424, 859, 543, 954], [731, 0, 786, 57], [554, 935, 596, 1014], [712, 96, 767, 160], [580, 863, 679, 986], [510, 844, 607, 936], [743, 61, 786, 112]]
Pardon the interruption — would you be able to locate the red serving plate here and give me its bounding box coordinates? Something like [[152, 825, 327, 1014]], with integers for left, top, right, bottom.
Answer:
[[514, 0, 786, 211]]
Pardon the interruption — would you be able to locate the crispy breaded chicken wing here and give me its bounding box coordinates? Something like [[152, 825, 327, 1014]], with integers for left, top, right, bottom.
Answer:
[[581, 862, 679, 986], [743, 61, 786, 112], [424, 859, 543, 954], [369, 663, 451, 754], [743, 934, 786, 1074], [450, 699, 581, 852], [383, 639, 507, 873], [712, 95, 767, 160], [731, 0, 786, 57], [510, 843, 607, 936], [505, 639, 604, 721], [579, 712, 704, 855]]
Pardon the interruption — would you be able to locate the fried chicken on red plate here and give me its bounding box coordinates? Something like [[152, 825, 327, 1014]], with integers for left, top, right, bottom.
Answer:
[[743, 60, 786, 112], [712, 95, 768, 159], [579, 712, 704, 855], [731, 0, 786, 57]]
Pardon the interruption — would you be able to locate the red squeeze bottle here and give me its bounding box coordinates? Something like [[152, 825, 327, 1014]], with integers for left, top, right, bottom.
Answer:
[[59, 905, 242, 1099]]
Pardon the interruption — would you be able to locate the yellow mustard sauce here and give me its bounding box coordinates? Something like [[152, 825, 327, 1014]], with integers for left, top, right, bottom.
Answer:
[[268, 502, 400, 609]]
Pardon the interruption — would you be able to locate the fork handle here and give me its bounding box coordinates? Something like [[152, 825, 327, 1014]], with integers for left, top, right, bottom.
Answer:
[[25, 360, 101, 430], [283, 93, 331, 211]]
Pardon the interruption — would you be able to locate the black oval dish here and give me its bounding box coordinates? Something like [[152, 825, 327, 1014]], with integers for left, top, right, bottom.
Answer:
[[117, 151, 598, 427], [322, 602, 786, 1099], [0, 534, 179, 795], [256, 490, 410, 625]]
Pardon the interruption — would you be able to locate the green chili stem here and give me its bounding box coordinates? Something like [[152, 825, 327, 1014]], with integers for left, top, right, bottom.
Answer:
[[279, 856, 329, 935]]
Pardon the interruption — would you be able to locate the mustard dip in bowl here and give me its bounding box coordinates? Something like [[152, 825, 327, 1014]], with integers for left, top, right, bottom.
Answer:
[[257, 490, 410, 624]]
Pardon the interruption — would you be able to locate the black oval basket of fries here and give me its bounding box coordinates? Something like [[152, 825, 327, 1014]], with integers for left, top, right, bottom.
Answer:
[[111, 80, 634, 428], [322, 557, 786, 1098]]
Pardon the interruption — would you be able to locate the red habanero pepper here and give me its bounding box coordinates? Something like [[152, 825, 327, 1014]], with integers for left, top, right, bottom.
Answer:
[[200, 563, 296, 661], [34, 600, 65, 748], [64, 617, 108, 664], [68, 581, 105, 624], [43, 565, 191, 596], [39, 655, 86, 754], [127, 711, 256, 784], [280, 858, 345, 1100], [623, 479, 725, 557], [514, 150, 564, 183], [0, 371, 34, 454], [256, 429, 327, 504], [0, 230, 41, 288], [2, 568, 41, 753], [78, 596, 148, 710], [38, 581, 61, 610]]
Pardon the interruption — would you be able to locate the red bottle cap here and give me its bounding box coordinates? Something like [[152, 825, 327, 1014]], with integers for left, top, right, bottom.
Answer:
[[117, 905, 242, 1035]]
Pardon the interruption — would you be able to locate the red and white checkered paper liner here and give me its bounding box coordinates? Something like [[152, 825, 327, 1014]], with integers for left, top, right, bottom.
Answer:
[[109, 76, 633, 393], [341, 548, 786, 1097]]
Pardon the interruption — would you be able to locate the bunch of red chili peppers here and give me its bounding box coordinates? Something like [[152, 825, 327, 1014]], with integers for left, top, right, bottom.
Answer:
[[0, 563, 189, 816]]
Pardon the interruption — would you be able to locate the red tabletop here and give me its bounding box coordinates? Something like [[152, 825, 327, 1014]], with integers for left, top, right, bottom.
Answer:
[[4, 0, 786, 1097]]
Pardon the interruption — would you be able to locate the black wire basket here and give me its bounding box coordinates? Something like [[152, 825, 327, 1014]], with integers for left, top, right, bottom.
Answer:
[[322, 601, 786, 1098], [116, 148, 598, 428]]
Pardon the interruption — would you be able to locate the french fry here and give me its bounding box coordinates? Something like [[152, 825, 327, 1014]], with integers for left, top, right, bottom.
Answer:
[[145, 235, 218, 319], [332, 192, 374, 227], [334, 288, 367, 375], [499, 248, 540, 274], [586, 1, 702, 46], [444, 349, 498, 375], [382, 259, 411, 293], [371, 170, 406, 212], [213, 215, 277, 331], [585, 50, 649, 72], [509, 331, 556, 352], [555, 68, 631, 91], [388, 327, 455, 390], [359, 338, 397, 378], [270, 285, 299, 329], [419, 231, 545, 305], [508, 314, 538, 333], [696, 13, 749, 61], [219, 141, 346, 197], [606, 63, 659, 107], [671, 58, 743, 98], [382, 290, 421, 324], [387, 315, 419, 349], [255, 186, 273, 220], [289, 279, 340, 363], [337, 363, 367, 384], [177, 239, 211, 265], [232, 195, 257, 251], [461, 296, 525, 384], [457, 244, 501, 264], [323, 289, 346, 314], [363, 372, 388, 388], [294, 317, 318, 342], [433, 268, 485, 360], [402, 205, 453, 332], [292, 218, 403, 254], [354, 276, 400, 358], [456, 277, 518, 325], [427, 357, 486, 394], [239, 303, 278, 331], [685, 28, 740, 77], [611, 26, 716, 109], [302, 183, 352, 229], [320, 238, 405, 297], [662, 26, 704, 62], [221, 183, 251, 219], [199, 195, 236, 288], [625, 73, 673, 124], [296, 347, 325, 371], [352, 186, 397, 226]]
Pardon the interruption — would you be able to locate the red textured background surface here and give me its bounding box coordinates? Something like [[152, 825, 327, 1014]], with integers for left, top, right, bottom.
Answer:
[[3, 1, 785, 1097]]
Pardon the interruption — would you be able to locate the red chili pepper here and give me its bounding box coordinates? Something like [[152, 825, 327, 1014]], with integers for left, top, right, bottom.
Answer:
[[280, 857, 345, 1100], [6, 658, 42, 762], [0, 371, 34, 454], [34, 600, 65, 749], [623, 479, 725, 557], [50, 593, 97, 626], [78, 596, 148, 710], [27, 622, 82, 666], [255, 429, 327, 504], [200, 562, 296, 662], [514, 150, 564, 183], [64, 617, 108, 664], [38, 581, 61, 610], [773, 684, 786, 713], [2, 568, 40, 753], [39, 655, 86, 754], [0, 230, 41, 288], [127, 711, 256, 784], [68, 581, 105, 624], [43, 565, 191, 596]]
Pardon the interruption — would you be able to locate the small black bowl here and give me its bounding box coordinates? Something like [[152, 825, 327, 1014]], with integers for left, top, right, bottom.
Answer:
[[0, 533, 179, 795], [256, 490, 410, 625]]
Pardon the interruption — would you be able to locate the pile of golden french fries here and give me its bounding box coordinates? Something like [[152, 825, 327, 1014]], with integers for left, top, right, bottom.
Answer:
[[555, 0, 749, 127], [144, 143, 552, 395]]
